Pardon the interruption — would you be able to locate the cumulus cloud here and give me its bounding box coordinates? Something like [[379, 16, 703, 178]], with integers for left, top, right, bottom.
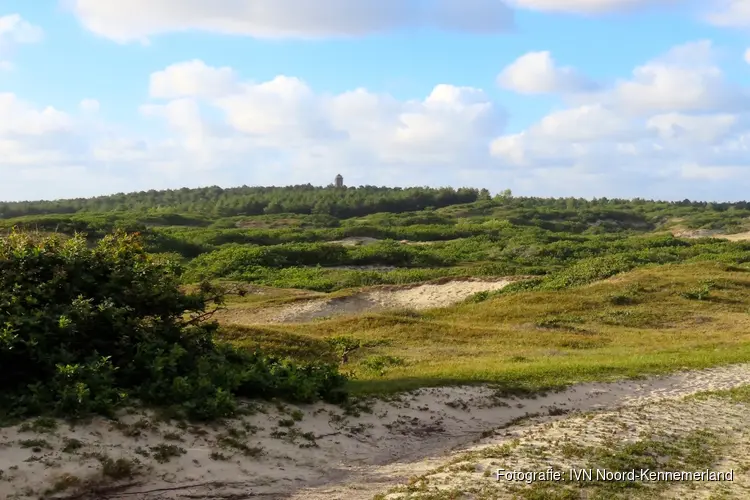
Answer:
[[598, 41, 750, 115], [67, 0, 514, 43], [0, 93, 90, 186], [143, 61, 506, 166], [149, 60, 238, 99], [0, 14, 43, 69], [646, 113, 739, 143], [0, 93, 71, 136], [498, 51, 597, 94], [1, 59, 508, 200], [489, 40, 750, 196], [7, 37, 750, 202]]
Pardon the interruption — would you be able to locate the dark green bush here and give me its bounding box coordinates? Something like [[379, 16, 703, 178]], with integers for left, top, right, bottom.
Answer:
[[0, 230, 346, 421]]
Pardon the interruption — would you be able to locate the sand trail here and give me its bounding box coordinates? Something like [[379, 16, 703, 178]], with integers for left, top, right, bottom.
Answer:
[[673, 228, 750, 241], [2, 363, 750, 499]]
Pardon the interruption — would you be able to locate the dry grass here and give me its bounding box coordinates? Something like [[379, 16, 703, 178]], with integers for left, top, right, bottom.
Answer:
[[219, 261, 750, 395]]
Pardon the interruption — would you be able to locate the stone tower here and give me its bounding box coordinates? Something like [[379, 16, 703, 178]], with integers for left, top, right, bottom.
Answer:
[[335, 174, 343, 188]]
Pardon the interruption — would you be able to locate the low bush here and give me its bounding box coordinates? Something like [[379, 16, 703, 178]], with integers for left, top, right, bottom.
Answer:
[[0, 230, 346, 422]]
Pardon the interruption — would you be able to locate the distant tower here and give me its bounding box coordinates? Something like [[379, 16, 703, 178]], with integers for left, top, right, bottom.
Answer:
[[335, 174, 343, 188]]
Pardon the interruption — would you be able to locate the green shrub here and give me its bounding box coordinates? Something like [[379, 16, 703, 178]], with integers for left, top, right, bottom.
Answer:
[[680, 282, 713, 301], [0, 230, 346, 422], [359, 355, 405, 376]]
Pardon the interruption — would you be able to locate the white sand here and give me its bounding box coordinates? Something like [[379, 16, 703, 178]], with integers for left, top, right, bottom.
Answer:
[[266, 278, 515, 323], [329, 237, 381, 246], [2, 363, 750, 499], [673, 228, 750, 241], [327, 237, 462, 247], [331, 390, 750, 500]]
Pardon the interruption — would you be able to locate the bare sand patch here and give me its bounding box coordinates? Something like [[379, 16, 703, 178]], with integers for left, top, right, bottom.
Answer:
[[329, 236, 381, 246], [719, 231, 750, 241], [672, 228, 750, 241], [3, 364, 750, 499], [315, 265, 399, 271], [403, 239, 464, 246], [260, 278, 517, 323], [327, 237, 462, 247]]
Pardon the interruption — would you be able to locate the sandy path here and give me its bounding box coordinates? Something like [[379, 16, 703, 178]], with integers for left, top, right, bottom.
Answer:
[[323, 391, 750, 499], [673, 228, 750, 241], [720, 231, 750, 241], [2, 363, 750, 499], [258, 278, 516, 323]]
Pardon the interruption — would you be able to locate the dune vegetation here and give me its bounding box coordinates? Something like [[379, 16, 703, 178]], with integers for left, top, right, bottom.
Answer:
[[3, 185, 750, 406], [3, 184, 750, 498]]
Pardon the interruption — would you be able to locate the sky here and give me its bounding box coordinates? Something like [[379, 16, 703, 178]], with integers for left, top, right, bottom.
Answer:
[[2, 1, 750, 202]]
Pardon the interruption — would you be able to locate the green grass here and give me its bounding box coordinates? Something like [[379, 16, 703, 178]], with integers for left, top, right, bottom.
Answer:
[[484, 430, 725, 500], [221, 261, 750, 396], [691, 384, 750, 403]]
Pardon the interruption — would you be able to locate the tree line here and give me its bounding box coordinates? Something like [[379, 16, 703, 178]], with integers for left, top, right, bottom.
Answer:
[[0, 185, 482, 219]]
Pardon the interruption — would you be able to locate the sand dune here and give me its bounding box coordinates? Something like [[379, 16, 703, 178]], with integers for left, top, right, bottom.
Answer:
[[254, 278, 516, 323], [3, 364, 750, 499]]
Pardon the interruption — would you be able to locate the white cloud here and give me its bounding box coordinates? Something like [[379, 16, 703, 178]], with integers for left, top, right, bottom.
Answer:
[[680, 163, 745, 180], [489, 40, 750, 196], [0, 14, 43, 45], [214, 76, 332, 143], [79, 99, 100, 113], [149, 60, 238, 99], [498, 51, 596, 94], [532, 104, 638, 141], [599, 41, 750, 115], [509, 0, 681, 14], [1, 60, 507, 200], [706, 0, 750, 27], [745, 48, 750, 64], [0, 93, 89, 185], [7, 38, 750, 202], [67, 0, 514, 43], [0, 93, 71, 136], [144, 61, 506, 165], [646, 113, 738, 143], [0, 14, 43, 68]]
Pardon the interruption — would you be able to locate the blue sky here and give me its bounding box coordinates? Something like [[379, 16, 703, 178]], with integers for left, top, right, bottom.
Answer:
[[2, 0, 750, 202]]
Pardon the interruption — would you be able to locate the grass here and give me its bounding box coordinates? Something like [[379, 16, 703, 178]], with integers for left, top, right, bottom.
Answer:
[[498, 429, 727, 500], [18, 417, 58, 434], [149, 444, 186, 463], [691, 384, 750, 403], [221, 261, 750, 396]]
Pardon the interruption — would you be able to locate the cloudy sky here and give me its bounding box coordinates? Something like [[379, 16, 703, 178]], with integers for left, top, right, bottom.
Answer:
[[2, 1, 750, 202]]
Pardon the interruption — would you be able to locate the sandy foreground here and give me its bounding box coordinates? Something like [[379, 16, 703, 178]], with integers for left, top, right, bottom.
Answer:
[[220, 278, 517, 324], [1, 364, 750, 499]]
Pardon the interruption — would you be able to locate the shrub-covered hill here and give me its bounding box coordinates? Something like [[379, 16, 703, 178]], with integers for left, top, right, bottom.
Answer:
[[0, 230, 346, 422], [2, 184, 750, 293]]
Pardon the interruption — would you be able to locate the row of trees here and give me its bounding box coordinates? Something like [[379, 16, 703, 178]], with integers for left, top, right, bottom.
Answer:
[[0, 185, 482, 219], [3, 182, 747, 221]]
